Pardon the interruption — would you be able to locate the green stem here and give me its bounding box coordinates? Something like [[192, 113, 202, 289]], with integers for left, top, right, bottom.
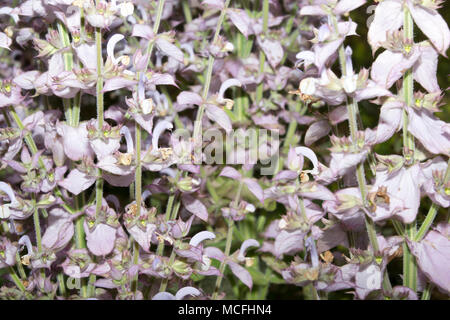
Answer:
[[303, 283, 319, 300], [95, 28, 104, 128], [193, 0, 231, 140], [87, 274, 96, 297], [158, 196, 182, 292], [403, 223, 417, 291], [131, 0, 166, 292], [211, 178, 243, 299], [144, 0, 166, 66], [212, 219, 234, 300], [392, 220, 405, 237], [57, 22, 74, 125], [33, 197, 42, 253], [156, 194, 175, 256], [421, 284, 432, 300], [131, 241, 140, 292], [15, 251, 26, 279], [402, 7, 417, 292], [299, 198, 320, 300], [131, 123, 142, 294], [332, 15, 389, 291], [256, 0, 269, 103], [135, 125, 142, 216], [135, 0, 166, 216], [94, 27, 104, 224], [345, 83, 380, 254], [170, 198, 181, 221], [74, 195, 88, 298], [160, 86, 184, 129], [9, 107, 45, 169], [73, 92, 81, 127], [275, 101, 305, 173], [8, 107, 77, 216], [9, 267, 27, 293], [182, 0, 192, 23], [57, 273, 67, 297], [402, 7, 415, 160], [159, 249, 176, 292]]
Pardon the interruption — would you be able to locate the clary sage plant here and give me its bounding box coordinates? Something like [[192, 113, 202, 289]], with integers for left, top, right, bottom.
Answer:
[[0, 0, 448, 300]]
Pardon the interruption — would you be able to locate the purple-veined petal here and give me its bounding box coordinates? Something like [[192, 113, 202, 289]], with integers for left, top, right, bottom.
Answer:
[[408, 107, 450, 155], [355, 263, 382, 299], [227, 8, 253, 38], [132, 24, 154, 40], [205, 104, 232, 134], [408, 3, 450, 56], [103, 77, 137, 92], [369, 99, 403, 145], [155, 38, 184, 62], [367, 0, 403, 52], [273, 170, 298, 181], [0, 32, 12, 50], [152, 292, 175, 300], [58, 169, 96, 195], [219, 166, 242, 180], [304, 120, 331, 146], [182, 194, 209, 222], [334, 0, 366, 15], [227, 261, 253, 289], [371, 49, 420, 89], [299, 5, 327, 16], [257, 37, 283, 69], [84, 223, 117, 256], [177, 91, 203, 106], [413, 41, 440, 93], [243, 178, 264, 203], [274, 229, 305, 257], [175, 287, 201, 300], [408, 225, 450, 293], [204, 246, 226, 262]]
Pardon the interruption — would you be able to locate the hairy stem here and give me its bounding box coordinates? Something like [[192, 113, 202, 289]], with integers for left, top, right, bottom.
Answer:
[[193, 0, 231, 141], [332, 14, 390, 291], [255, 0, 269, 103], [94, 26, 104, 221], [156, 193, 175, 256], [182, 0, 192, 23], [9, 267, 27, 294], [158, 196, 181, 292], [57, 22, 74, 125], [212, 218, 235, 300], [131, 0, 166, 292], [74, 194, 88, 298], [421, 284, 432, 300], [402, 7, 417, 292], [212, 179, 243, 299]]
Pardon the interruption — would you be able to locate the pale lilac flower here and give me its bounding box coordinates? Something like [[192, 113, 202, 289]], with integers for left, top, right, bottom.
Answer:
[[408, 223, 450, 294], [368, 164, 421, 224]]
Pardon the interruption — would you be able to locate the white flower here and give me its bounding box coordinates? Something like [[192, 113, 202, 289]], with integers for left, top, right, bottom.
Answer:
[[300, 77, 317, 95], [118, 2, 134, 17]]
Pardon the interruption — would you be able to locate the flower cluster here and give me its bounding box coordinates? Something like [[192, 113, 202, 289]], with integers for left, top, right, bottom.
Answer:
[[0, 0, 448, 300]]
